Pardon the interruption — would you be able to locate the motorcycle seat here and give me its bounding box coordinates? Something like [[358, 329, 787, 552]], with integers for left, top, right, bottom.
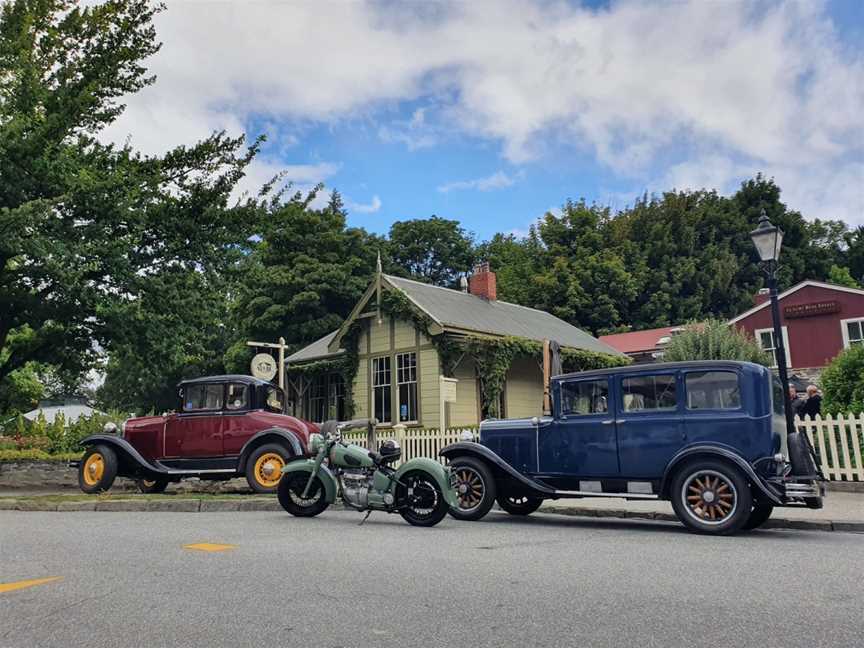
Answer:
[[368, 450, 400, 464]]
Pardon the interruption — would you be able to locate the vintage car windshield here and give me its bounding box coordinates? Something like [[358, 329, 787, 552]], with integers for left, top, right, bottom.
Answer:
[[264, 386, 286, 413]]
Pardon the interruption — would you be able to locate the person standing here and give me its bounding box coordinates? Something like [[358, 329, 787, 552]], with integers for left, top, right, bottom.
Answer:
[[789, 386, 805, 417], [800, 385, 822, 419]]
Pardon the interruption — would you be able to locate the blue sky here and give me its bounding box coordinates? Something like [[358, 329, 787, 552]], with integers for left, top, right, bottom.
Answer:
[[103, 0, 864, 240]]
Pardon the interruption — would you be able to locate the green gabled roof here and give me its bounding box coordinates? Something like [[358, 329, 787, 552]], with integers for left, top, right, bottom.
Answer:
[[287, 273, 624, 365]]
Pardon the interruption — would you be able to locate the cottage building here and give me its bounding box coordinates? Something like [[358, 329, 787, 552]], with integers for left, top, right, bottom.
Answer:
[[285, 264, 624, 428], [729, 280, 864, 382]]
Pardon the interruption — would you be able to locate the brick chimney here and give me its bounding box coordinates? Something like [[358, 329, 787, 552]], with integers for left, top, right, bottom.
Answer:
[[468, 262, 497, 301], [754, 288, 770, 306]]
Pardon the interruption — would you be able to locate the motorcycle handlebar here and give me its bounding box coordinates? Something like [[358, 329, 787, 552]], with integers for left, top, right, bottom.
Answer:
[[337, 418, 378, 432]]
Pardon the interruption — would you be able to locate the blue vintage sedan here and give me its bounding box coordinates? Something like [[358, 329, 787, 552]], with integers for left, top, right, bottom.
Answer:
[[441, 361, 825, 535]]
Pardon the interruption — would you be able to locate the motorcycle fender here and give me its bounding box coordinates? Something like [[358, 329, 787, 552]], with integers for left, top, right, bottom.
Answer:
[[393, 457, 459, 508], [281, 459, 338, 504]]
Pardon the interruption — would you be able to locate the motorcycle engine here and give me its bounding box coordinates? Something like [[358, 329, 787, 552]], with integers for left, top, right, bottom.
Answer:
[[340, 470, 372, 508]]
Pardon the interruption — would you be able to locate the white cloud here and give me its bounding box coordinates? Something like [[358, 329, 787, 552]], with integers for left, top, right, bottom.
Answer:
[[347, 195, 383, 214], [438, 170, 522, 193], [100, 0, 864, 224]]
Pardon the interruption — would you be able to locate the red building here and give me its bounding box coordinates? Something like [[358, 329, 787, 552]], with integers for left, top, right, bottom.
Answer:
[[729, 281, 864, 379], [599, 325, 685, 364]]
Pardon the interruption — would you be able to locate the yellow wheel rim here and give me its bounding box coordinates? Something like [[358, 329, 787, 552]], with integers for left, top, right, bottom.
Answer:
[[83, 453, 105, 486], [254, 453, 285, 488], [142, 480, 156, 488]]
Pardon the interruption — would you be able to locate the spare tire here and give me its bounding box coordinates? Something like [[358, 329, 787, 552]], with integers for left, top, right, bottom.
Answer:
[[787, 430, 817, 477]]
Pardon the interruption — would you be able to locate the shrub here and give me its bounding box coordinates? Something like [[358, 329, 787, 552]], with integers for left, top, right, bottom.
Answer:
[[820, 345, 864, 415], [0, 410, 129, 454], [662, 319, 771, 365]]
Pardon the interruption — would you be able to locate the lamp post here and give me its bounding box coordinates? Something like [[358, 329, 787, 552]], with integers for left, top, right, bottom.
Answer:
[[750, 210, 795, 437]]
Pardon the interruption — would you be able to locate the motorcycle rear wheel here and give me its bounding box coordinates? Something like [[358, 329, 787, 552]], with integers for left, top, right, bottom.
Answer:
[[398, 470, 449, 527], [277, 473, 329, 517]]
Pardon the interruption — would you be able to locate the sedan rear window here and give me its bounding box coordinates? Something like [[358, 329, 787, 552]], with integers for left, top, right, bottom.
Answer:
[[622, 375, 677, 411], [686, 371, 741, 410]]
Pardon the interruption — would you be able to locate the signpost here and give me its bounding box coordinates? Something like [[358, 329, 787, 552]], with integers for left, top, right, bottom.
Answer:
[[246, 337, 288, 390]]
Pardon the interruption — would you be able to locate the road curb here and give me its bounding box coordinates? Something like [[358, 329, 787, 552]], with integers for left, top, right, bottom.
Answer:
[[538, 505, 864, 533], [1, 498, 862, 532]]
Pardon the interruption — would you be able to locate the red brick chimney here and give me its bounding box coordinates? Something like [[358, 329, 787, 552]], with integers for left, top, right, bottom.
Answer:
[[468, 262, 497, 301], [754, 288, 770, 306]]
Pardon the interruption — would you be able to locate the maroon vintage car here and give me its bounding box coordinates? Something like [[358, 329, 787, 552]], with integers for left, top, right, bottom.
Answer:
[[77, 375, 315, 494]]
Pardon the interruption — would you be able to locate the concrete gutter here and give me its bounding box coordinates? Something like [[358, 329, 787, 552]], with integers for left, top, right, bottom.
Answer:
[[0, 497, 861, 532]]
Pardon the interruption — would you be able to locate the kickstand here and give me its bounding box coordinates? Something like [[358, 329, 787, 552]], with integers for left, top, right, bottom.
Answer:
[[358, 510, 372, 526]]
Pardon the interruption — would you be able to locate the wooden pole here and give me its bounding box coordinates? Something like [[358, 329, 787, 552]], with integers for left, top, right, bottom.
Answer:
[[278, 336, 286, 391], [542, 339, 551, 415]]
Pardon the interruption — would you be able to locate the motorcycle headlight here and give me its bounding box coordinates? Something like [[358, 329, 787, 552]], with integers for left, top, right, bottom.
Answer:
[[308, 433, 324, 454]]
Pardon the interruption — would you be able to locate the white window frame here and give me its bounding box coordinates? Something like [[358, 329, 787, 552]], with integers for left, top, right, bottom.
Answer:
[[755, 326, 792, 368], [395, 351, 419, 424], [840, 317, 864, 349], [371, 356, 392, 425]]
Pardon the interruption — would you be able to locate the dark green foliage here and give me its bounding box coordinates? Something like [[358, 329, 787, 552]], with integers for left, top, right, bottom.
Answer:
[[387, 216, 475, 287], [662, 320, 771, 365], [820, 345, 864, 415]]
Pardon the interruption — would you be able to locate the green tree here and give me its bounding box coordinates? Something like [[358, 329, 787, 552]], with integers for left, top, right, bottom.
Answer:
[[224, 189, 381, 372], [827, 265, 860, 289], [387, 216, 475, 286], [0, 1, 261, 394], [662, 320, 771, 365], [475, 230, 544, 306], [820, 345, 864, 415], [0, 363, 44, 416]]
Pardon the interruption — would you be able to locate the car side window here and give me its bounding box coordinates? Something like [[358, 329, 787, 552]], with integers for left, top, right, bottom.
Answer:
[[225, 384, 248, 411], [264, 386, 285, 414], [622, 375, 677, 412], [561, 379, 609, 416], [685, 371, 741, 410], [183, 384, 223, 412]]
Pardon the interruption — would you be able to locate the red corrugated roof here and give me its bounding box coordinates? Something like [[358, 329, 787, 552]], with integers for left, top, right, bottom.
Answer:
[[598, 326, 681, 354]]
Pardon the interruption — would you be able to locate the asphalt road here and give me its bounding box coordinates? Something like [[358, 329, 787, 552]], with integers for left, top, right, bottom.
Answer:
[[1, 510, 862, 648]]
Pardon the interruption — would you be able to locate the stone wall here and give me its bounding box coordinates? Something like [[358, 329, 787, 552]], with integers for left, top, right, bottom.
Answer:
[[0, 461, 254, 493]]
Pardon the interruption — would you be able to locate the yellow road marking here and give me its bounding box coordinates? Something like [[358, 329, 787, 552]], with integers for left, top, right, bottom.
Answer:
[[183, 543, 236, 552], [0, 577, 62, 594]]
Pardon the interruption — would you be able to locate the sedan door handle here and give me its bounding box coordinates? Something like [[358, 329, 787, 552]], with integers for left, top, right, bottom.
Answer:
[[601, 419, 615, 425]]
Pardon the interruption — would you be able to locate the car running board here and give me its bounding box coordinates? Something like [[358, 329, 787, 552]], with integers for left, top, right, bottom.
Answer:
[[553, 490, 660, 500]]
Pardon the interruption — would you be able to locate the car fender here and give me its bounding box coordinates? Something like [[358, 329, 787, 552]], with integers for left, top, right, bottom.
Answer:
[[238, 428, 305, 471], [79, 434, 165, 478], [393, 457, 459, 508], [439, 442, 556, 498], [660, 444, 782, 504], [280, 459, 337, 503]]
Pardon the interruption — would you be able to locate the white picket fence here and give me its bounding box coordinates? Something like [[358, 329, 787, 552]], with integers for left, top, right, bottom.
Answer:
[[342, 415, 864, 482], [341, 426, 477, 466], [796, 413, 864, 482]]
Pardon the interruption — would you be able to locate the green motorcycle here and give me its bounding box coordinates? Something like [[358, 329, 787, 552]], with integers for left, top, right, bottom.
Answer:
[[278, 419, 459, 527]]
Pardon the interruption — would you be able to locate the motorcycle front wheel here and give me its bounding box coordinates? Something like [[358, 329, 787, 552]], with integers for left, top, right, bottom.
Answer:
[[398, 470, 449, 527], [277, 472, 329, 517]]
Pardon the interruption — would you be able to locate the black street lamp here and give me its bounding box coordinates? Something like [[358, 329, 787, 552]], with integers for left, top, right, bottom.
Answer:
[[750, 210, 795, 437]]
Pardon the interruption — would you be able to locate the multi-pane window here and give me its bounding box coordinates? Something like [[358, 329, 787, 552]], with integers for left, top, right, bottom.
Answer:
[[622, 375, 677, 411], [685, 371, 741, 410], [309, 375, 328, 423], [328, 374, 346, 421], [756, 327, 791, 368], [560, 379, 609, 415], [183, 384, 223, 411], [396, 352, 418, 422], [373, 357, 392, 424], [843, 318, 864, 348]]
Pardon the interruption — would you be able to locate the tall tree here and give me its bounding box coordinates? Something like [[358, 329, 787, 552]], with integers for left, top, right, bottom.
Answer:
[[387, 216, 475, 286], [224, 189, 381, 372], [0, 0, 261, 393]]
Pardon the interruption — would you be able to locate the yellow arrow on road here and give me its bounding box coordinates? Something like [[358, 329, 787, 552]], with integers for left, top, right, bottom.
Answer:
[[0, 577, 62, 594]]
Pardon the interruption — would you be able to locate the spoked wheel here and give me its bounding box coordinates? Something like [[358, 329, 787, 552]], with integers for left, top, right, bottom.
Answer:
[[398, 470, 449, 527], [448, 457, 496, 521], [743, 497, 774, 531], [277, 472, 329, 517], [497, 494, 543, 516], [670, 460, 751, 535]]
